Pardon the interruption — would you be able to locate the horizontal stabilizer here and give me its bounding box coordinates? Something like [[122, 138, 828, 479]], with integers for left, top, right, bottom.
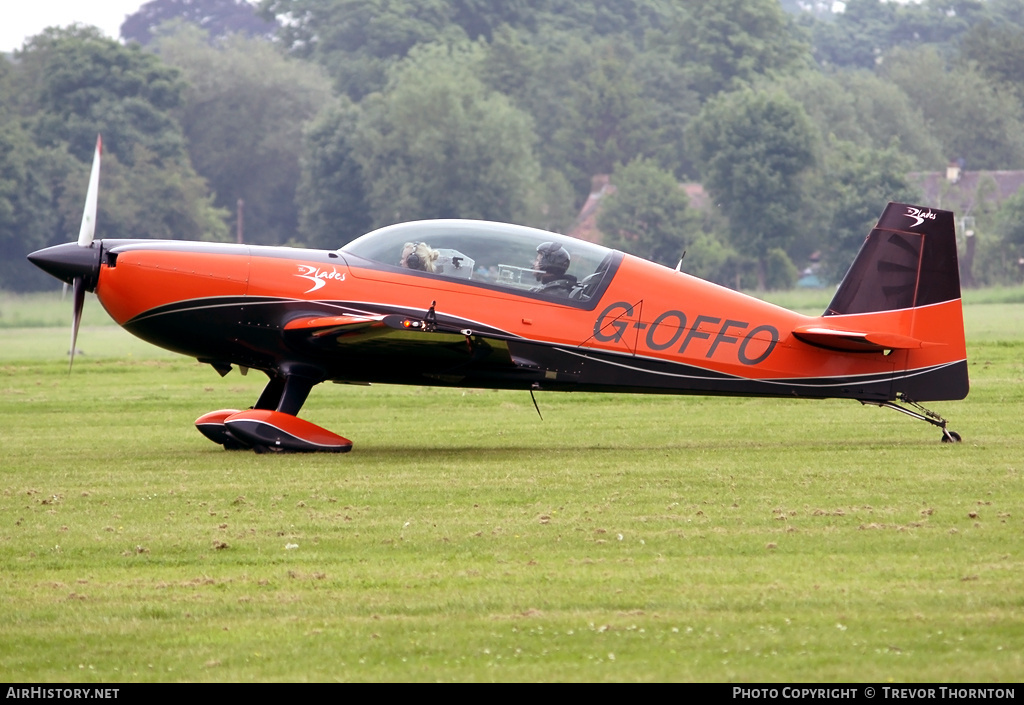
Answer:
[[792, 325, 930, 353]]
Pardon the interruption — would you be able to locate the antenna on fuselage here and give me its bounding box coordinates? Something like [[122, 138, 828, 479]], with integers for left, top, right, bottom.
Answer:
[[675, 250, 686, 272], [529, 385, 543, 420]]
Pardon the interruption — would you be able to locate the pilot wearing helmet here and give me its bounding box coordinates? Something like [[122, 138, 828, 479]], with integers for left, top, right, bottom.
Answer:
[[531, 242, 577, 297]]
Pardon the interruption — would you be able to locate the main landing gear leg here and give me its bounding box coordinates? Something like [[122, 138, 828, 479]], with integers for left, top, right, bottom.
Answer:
[[257, 370, 314, 416], [861, 394, 962, 443], [195, 365, 353, 453]]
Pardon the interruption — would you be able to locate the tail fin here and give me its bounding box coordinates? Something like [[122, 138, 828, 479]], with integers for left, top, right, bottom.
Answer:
[[823, 202, 968, 401], [825, 203, 960, 316]]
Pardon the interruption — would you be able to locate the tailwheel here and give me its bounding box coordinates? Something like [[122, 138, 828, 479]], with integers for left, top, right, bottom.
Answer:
[[861, 394, 964, 443], [942, 430, 962, 443]]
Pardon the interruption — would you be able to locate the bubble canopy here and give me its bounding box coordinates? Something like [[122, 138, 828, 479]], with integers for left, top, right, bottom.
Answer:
[[340, 220, 619, 302]]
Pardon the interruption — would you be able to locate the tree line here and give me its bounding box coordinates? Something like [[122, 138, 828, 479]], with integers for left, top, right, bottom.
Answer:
[[3, 0, 1024, 292]]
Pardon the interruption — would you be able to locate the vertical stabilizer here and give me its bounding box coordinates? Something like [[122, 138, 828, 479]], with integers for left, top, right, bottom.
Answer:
[[825, 203, 960, 316]]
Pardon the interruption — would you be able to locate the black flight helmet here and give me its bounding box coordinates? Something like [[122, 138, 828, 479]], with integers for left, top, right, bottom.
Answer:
[[535, 242, 570, 277]]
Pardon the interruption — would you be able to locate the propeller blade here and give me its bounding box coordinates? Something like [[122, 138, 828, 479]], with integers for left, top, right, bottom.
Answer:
[[69, 276, 85, 372], [67, 135, 101, 369], [77, 135, 102, 248]]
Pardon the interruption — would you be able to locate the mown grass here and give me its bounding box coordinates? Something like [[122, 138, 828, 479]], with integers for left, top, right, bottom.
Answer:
[[0, 293, 1021, 682], [0, 292, 115, 329]]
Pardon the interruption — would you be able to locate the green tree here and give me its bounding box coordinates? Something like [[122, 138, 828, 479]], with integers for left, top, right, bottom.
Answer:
[[628, 50, 702, 179], [807, 0, 989, 69], [672, 0, 809, 98], [296, 102, 372, 249], [94, 147, 230, 243], [260, 0, 679, 68], [15, 26, 188, 166], [353, 43, 542, 226], [547, 41, 654, 194], [996, 188, 1024, 260], [0, 118, 61, 291], [812, 138, 921, 282], [771, 70, 944, 169], [258, 0, 467, 99], [520, 167, 577, 235], [447, 0, 533, 41], [154, 26, 334, 245], [477, 24, 541, 104], [764, 247, 799, 290], [976, 187, 1024, 284], [960, 20, 1024, 105], [9, 27, 229, 256], [122, 0, 278, 45], [483, 32, 700, 201], [882, 47, 1024, 169], [597, 158, 698, 266], [687, 88, 817, 289], [680, 229, 743, 287], [808, 0, 900, 69], [536, 0, 679, 41], [988, 0, 1024, 28]]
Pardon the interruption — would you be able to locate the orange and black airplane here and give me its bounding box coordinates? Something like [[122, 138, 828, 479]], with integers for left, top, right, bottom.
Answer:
[[28, 137, 968, 452]]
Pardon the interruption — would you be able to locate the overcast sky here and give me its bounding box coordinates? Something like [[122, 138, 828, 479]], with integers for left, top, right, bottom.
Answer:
[[1, 0, 146, 54]]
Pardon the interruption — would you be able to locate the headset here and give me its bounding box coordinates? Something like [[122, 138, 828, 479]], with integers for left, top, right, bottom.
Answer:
[[402, 242, 423, 270]]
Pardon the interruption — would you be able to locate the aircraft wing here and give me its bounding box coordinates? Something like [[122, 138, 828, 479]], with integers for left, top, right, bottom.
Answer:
[[283, 313, 392, 340], [792, 324, 928, 353], [282, 311, 518, 373]]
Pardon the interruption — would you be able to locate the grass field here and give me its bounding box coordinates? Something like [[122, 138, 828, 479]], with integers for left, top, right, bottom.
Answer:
[[0, 291, 1021, 682]]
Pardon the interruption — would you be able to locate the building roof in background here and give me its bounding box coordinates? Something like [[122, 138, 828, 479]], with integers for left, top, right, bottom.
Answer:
[[909, 169, 1024, 216]]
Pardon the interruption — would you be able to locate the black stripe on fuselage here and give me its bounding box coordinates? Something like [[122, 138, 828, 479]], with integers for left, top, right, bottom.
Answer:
[[121, 295, 961, 402]]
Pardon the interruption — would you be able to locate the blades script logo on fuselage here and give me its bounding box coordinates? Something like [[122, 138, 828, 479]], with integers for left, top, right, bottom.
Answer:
[[296, 265, 346, 293]]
